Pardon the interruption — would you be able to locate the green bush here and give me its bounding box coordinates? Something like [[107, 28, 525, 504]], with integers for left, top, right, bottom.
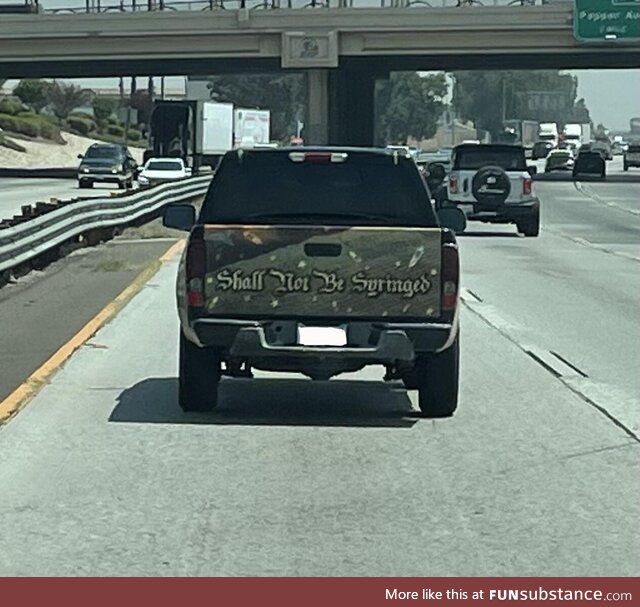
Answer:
[[0, 98, 24, 116], [0, 133, 27, 152], [40, 120, 65, 144], [66, 115, 96, 136], [0, 113, 39, 137], [0, 113, 19, 132], [17, 111, 39, 119], [106, 124, 124, 137], [14, 117, 40, 138], [126, 128, 141, 142], [107, 116, 119, 126]]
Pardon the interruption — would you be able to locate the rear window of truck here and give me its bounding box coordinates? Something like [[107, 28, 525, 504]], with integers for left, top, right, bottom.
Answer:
[[453, 147, 527, 171], [200, 151, 438, 227]]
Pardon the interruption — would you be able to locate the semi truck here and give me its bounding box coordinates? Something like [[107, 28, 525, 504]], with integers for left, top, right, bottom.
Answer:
[[233, 109, 271, 147], [538, 123, 559, 148], [499, 120, 539, 152], [561, 123, 591, 148], [144, 100, 234, 170]]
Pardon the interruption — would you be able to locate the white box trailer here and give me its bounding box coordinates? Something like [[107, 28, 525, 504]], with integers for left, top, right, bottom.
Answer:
[[196, 101, 234, 156], [234, 109, 271, 147]]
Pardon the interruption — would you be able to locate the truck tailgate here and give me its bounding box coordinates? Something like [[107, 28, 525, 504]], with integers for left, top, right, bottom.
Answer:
[[201, 225, 442, 320]]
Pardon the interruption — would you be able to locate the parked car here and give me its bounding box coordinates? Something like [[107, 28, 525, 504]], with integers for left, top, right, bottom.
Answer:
[[545, 150, 575, 173], [137, 157, 192, 188], [77, 143, 138, 190], [531, 140, 554, 160], [572, 150, 606, 179], [623, 144, 640, 171]]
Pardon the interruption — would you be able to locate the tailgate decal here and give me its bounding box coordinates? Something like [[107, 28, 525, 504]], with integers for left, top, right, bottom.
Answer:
[[202, 226, 442, 319]]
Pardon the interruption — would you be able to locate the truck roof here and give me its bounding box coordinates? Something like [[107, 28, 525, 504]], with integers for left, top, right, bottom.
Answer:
[[229, 146, 412, 157], [454, 143, 526, 153]]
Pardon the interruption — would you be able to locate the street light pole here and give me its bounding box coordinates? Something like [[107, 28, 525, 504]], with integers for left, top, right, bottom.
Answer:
[[502, 76, 507, 124]]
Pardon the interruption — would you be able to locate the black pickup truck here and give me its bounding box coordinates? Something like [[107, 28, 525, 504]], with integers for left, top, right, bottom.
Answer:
[[164, 147, 464, 417]]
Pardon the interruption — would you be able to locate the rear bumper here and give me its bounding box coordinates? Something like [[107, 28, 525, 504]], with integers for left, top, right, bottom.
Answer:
[[190, 318, 455, 360], [447, 199, 539, 223]]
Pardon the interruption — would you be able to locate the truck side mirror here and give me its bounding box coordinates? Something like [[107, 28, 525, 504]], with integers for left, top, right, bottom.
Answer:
[[437, 207, 466, 235], [77, 154, 84, 160], [163, 204, 195, 231]]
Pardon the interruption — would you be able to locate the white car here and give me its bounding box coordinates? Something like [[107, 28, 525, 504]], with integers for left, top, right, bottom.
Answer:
[[137, 158, 191, 188]]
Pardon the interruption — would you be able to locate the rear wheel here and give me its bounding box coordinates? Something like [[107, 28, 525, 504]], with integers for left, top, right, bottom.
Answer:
[[117, 180, 126, 190], [125, 179, 134, 189], [403, 335, 459, 418], [624, 163, 628, 171], [179, 330, 221, 412], [517, 208, 540, 237]]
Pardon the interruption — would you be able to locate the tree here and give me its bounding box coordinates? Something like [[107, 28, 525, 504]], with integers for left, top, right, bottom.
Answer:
[[129, 90, 153, 125], [92, 96, 117, 125], [452, 70, 592, 138], [13, 79, 54, 114], [375, 72, 447, 145], [206, 73, 304, 142], [49, 81, 93, 121]]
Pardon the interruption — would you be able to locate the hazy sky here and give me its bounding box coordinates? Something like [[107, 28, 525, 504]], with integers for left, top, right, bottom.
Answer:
[[3, 70, 639, 132]]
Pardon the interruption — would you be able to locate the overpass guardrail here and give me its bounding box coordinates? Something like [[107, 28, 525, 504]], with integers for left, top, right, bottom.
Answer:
[[39, 0, 566, 13], [0, 175, 211, 282]]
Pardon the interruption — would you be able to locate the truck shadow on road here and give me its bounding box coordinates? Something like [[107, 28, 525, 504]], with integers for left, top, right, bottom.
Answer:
[[458, 231, 521, 238], [110, 377, 421, 428]]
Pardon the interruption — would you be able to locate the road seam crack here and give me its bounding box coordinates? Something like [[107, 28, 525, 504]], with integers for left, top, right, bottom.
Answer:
[[462, 299, 640, 443]]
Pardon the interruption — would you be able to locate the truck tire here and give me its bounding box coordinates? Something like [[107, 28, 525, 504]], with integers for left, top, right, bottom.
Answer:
[[403, 335, 459, 418], [179, 330, 221, 412], [623, 163, 628, 171], [517, 208, 540, 237]]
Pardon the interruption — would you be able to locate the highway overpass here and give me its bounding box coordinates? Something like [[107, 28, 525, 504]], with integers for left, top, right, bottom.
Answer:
[[1, 2, 638, 143]]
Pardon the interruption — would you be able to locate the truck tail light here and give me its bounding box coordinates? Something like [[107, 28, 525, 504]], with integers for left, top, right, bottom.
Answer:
[[448, 175, 458, 194], [441, 243, 459, 312], [523, 177, 532, 196], [186, 235, 206, 308]]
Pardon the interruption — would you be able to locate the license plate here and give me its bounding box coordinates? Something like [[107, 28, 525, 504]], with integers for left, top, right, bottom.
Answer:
[[297, 326, 347, 347]]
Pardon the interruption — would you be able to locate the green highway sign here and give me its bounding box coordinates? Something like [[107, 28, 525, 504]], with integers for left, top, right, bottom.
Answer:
[[574, 0, 640, 42]]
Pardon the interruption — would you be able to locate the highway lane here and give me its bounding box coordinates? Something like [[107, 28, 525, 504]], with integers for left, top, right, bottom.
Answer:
[[0, 223, 638, 575], [0, 172, 637, 575], [0, 237, 180, 404], [459, 178, 640, 438], [0, 177, 133, 220]]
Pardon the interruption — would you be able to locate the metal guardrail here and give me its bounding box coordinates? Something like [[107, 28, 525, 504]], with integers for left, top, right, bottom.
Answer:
[[40, 0, 559, 12], [0, 175, 211, 276]]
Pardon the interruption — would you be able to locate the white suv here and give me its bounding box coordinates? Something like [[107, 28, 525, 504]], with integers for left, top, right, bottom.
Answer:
[[445, 144, 540, 237]]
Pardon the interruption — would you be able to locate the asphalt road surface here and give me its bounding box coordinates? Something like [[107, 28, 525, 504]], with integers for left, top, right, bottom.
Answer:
[[0, 176, 638, 576], [0, 178, 135, 220]]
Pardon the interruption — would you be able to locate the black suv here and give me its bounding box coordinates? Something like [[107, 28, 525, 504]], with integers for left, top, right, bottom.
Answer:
[[77, 143, 138, 189], [623, 144, 640, 171]]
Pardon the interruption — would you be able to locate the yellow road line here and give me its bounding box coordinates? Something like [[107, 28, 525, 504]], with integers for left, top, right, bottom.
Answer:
[[0, 238, 185, 426]]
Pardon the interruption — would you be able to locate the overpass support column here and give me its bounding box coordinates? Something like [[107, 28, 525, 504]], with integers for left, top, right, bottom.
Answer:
[[328, 66, 377, 147], [304, 70, 329, 145]]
